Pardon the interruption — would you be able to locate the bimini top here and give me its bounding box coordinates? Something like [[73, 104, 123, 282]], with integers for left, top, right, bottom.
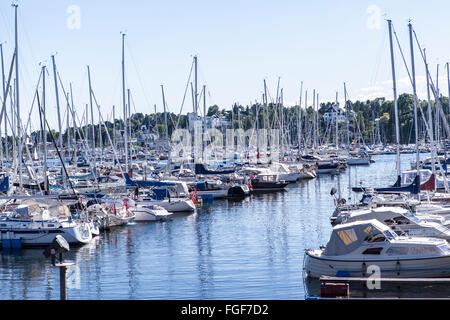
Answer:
[[324, 219, 395, 256]]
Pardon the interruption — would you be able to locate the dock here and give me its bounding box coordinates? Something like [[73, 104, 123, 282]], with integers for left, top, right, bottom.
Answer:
[[320, 276, 450, 283], [314, 276, 450, 299]]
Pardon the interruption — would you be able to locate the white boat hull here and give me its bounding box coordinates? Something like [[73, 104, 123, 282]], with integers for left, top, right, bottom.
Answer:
[[304, 251, 450, 278], [347, 157, 370, 165], [278, 172, 300, 183], [138, 198, 195, 212], [317, 168, 340, 174], [196, 189, 229, 199], [132, 206, 172, 221], [0, 224, 92, 247], [298, 171, 316, 179]]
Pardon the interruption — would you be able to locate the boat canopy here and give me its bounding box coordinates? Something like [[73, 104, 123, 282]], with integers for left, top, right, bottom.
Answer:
[[345, 206, 410, 224], [324, 219, 394, 256], [195, 163, 235, 175], [125, 173, 175, 188], [152, 188, 170, 200], [0, 176, 8, 193], [161, 180, 190, 196], [402, 169, 432, 185]]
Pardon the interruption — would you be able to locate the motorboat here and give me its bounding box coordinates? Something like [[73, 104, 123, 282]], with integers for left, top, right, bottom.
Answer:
[[346, 156, 371, 165], [86, 201, 134, 230], [316, 161, 341, 174], [268, 162, 299, 182], [346, 150, 371, 165], [187, 180, 229, 199], [129, 202, 172, 221], [334, 206, 450, 240], [138, 183, 196, 212], [250, 174, 288, 192], [226, 184, 250, 198], [304, 219, 450, 278], [297, 164, 317, 179], [138, 196, 196, 212], [0, 204, 92, 247]]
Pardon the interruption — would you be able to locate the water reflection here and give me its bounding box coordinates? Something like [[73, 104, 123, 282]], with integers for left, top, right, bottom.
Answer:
[[0, 154, 434, 299], [305, 277, 450, 299], [194, 207, 214, 299]]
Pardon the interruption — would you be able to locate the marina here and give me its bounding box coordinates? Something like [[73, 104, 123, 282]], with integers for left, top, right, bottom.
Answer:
[[0, 153, 448, 300], [2, 2, 450, 303]]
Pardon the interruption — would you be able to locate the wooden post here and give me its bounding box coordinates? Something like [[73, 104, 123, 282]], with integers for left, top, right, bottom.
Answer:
[[59, 265, 67, 300]]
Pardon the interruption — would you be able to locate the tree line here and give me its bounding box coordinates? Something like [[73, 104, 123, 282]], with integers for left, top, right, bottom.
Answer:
[[21, 92, 450, 148]]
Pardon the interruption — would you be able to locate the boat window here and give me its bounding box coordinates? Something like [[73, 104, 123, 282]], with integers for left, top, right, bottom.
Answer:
[[392, 216, 409, 225], [364, 232, 386, 243], [337, 229, 358, 245], [435, 225, 449, 233], [405, 214, 421, 224], [438, 244, 450, 255], [362, 247, 383, 255], [409, 246, 440, 255], [383, 230, 396, 240], [386, 247, 409, 256]]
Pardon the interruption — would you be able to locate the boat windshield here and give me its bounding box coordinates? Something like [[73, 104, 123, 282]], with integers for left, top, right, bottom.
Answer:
[[438, 244, 450, 255], [435, 224, 450, 233], [404, 213, 421, 224], [383, 229, 396, 240]]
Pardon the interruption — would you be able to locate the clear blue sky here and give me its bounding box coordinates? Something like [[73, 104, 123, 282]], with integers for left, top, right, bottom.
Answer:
[[1, 0, 450, 130]]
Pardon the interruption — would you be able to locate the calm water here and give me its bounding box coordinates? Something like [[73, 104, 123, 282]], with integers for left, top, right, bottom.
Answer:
[[0, 153, 426, 300]]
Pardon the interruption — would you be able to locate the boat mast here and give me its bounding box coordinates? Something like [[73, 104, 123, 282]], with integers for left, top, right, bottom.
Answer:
[[335, 91, 339, 149], [0, 43, 5, 165], [344, 82, 350, 148], [298, 81, 303, 157], [256, 100, 260, 161], [447, 63, 450, 117], [424, 49, 435, 175], [304, 90, 308, 147], [316, 92, 320, 148], [0, 51, 15, 181], [98, 103, 103, 152], [51, 55, 63, 150], [87, 65, 95, 151], [408, 21, 420, 174], [85, 104, 88, 146], [121, 32, 128, 173], [263, 79, 269, 153], [66, 88, 71, 152], [280, 88, 284, 160], [202, 85, 206, 163], [193, 55, 198, 164], [13, 4, 22, 189], [42, 65, 48, 194], [127, 88, 131, 158], [154, 104, 158, 151], [435, 65, 440, 145], [69, 83, 75, 155], [312, 89, 316, 149], [161, 84, 169, 172], [112, 105, 116, 148], [387, 19, 401, 178]]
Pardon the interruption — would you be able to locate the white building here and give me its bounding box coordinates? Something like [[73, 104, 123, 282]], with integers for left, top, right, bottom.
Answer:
[[188, 112, 230, 131], [323, 103, 348, 124]]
